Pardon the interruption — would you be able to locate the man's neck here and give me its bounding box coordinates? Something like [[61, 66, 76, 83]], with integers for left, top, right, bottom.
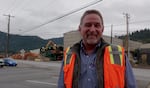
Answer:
[[83, 43, 97, 54]]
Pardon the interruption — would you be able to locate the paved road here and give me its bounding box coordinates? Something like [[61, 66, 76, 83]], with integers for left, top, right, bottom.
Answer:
[[0, 61, 60, 88], [133, 68, 150, 88], [18, 60, 150, 88], [0, 60, 150, 88]]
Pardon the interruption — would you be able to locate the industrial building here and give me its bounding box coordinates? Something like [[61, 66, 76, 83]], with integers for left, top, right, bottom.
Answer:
[[63, 30, 146, 64], [64, 30, 142, 50], [138, 43, 150, 65]]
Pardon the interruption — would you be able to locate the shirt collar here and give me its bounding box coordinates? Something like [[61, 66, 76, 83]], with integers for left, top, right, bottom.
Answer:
[[80, 40, 101, 54]]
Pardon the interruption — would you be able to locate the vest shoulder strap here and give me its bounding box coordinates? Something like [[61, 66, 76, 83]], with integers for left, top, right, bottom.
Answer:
[[64, 47, 72, 65], [107, 45, 124, 66]]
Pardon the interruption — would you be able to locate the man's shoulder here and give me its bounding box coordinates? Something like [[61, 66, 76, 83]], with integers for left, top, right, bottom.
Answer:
[[65, 42, 81, 53]]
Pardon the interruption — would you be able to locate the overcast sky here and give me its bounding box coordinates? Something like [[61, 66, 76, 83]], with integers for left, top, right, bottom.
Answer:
[[0, 0, 150, 39]]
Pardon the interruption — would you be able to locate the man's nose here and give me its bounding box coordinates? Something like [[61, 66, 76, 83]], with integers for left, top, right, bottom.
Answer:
[[89, 24, 96, 31]]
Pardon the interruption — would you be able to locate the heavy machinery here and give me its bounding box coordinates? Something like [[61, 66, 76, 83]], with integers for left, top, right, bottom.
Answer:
[[40, 40, 63, 61]]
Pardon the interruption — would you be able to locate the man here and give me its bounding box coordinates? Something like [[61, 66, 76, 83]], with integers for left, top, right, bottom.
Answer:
[[58, 9, 137, 88]]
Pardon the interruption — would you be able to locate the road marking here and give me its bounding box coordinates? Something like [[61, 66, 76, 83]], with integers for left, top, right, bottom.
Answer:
[[26, 80, 57, 86]]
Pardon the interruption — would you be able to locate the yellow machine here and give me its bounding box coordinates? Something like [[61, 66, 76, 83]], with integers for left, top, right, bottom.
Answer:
[[40, 41, 63, 61]]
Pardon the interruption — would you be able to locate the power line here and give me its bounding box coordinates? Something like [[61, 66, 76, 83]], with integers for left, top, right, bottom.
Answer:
[[21, 0, 102, 34], [30, 19, 150, 36], [130, 20, 150, 24], [2, 0, 17, 13], [9, 0, 29, 14], [104, 19, 150, 28]]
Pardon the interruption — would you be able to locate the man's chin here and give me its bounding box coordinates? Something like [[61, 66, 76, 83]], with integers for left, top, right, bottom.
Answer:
[[87, 40, 98, 45]]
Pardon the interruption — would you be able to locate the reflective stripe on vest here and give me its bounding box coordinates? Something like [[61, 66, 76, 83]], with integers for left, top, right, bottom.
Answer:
[[63, 47, 76, 88], [64, 45, 125, 88], [108, 45, 123, 66], [64, 47, 72, 65], [104, 45, 125, 88]]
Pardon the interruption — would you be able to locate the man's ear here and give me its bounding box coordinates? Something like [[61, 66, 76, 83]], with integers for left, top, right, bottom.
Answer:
[[102, 26, 104, 32], [78, 25, 81, 32]]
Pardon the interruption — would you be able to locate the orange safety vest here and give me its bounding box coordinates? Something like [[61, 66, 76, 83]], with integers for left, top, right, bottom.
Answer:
[[104, 45, 125, 88], [63, 45, 125, 88]]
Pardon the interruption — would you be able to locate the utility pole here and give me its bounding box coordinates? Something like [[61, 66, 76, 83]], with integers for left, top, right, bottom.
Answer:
[[3, 14, 14, 57], [110, 24, 113, 44], [123, 13, 130, 57]]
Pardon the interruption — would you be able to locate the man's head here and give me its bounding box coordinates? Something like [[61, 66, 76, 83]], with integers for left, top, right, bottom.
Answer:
[[78, 9, 104, 46]]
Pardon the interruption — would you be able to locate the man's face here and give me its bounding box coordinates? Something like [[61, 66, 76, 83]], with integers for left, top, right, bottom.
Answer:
[[79, 13, 104, 45]]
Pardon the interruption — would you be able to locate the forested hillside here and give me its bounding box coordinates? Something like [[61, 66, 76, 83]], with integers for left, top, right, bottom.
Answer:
[[0, 31, 63, 52], [118, 28, 150, 43]]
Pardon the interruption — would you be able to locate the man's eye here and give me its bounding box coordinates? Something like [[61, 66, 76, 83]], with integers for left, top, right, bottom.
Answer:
[[85, 23, 92, 27], [84, 23, 101, 28], [95, 24, 100, 28]]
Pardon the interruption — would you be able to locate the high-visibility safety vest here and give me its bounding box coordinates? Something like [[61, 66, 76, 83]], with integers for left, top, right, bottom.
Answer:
[[63, 45, 125, 88]]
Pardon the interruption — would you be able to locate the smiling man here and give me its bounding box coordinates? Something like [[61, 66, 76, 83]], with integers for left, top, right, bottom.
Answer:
[[58, 9, 137, 88]]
